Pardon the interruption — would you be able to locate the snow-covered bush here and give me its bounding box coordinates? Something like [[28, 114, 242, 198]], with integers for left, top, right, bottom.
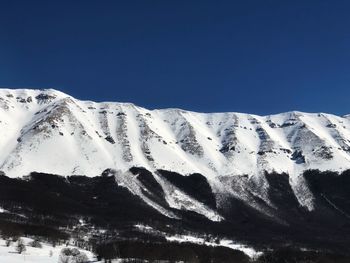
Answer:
[[16, 238, 26, 254], [29, 238, 43, 248], [5, 239, 11, 247], [58, 247, 89, 263]]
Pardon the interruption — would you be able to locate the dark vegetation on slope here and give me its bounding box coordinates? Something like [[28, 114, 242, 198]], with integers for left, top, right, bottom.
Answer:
[[305, 169, 350, 217], [0, 168, 350, 262], [95, 242, 350, 263], [96, 240, 250, 263], [262, 171, 350, 253], [157, 169, 217, 209], [0, 171, 167, 227], [129, 167, 168, 207]]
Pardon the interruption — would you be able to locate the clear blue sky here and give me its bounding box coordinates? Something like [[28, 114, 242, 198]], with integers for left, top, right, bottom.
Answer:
[[1, 1, 350, 115]]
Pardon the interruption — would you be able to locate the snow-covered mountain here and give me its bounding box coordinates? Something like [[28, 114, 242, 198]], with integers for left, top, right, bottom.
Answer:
[[1, 88, 350, 216], [2, 88, 350, 262]]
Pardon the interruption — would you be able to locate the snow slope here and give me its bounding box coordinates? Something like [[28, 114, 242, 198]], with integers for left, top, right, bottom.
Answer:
[[1, 88, 350, 214]]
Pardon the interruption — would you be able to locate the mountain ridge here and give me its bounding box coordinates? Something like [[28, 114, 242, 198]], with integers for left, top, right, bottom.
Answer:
[[1, 89, 350, 262], [1, 88, 350, 216], [1, 87, 346, 116]]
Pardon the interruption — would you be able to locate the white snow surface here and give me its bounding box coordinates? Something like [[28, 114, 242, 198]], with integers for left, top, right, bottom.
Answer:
[[0, 207, 8, 213], [165, 234, 262, 258], [0, 88, 349, 213], [0, 237, 96, 263], [133, 224, 262, 259]]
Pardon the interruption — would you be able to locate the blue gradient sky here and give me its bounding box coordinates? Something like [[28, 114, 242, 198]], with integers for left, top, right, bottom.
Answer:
[[1, 1, 350, 115]]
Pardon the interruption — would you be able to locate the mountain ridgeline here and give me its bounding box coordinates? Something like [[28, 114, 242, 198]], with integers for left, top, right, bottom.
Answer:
[[1, 88, 350, 262]]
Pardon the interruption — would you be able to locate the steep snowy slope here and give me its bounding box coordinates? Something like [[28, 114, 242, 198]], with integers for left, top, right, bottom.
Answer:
[[1, 88, 350, 215]]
